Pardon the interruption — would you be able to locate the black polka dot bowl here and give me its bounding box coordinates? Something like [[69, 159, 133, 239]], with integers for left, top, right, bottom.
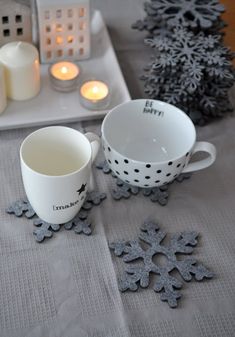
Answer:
[[101, 99, 216, 188]]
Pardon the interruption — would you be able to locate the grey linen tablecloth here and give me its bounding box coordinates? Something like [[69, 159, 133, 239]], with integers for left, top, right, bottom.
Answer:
[[0, 0, 235, 336]]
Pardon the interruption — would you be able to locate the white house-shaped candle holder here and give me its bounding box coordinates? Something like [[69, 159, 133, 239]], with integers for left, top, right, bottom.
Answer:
[[36, 0, 90, 63], [0, 0, 32, 47]]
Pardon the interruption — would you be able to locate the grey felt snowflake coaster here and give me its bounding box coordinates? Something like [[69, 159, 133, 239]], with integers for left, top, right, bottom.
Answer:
[[96, 160, 191, 206], [175, 173, 191, 183], [112, 179, 140, 200], [6, 199, 36, 218], [142, 186, 169, 205], [7, 190, 106, 242], [109, 220, 214, 308], [96, 160, 117, 177], [64, 215, 92, 235], [85, 191, 107, 205], [64, 209, 92, 235], [82, 191, 107, 209], [33, 218, 61, 242]]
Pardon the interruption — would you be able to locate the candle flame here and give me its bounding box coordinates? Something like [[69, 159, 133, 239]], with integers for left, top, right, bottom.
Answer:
[[61, 66, 68, 74], [92, 86, 99, 94]]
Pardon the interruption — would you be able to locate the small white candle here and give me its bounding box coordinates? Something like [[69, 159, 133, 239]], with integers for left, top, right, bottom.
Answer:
[[79, 80, 110, 110], [0, 42, 40, 101], [0, 63, 7, 114]]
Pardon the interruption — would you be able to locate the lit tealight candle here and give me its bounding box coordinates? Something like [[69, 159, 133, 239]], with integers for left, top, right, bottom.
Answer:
[[80, 80, 110, 110], [49, 61, 80, 92]]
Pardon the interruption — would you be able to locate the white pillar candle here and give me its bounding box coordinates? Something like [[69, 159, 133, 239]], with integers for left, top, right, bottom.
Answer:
[[0, 42, 40, 101], [0, 63, 7, 114]]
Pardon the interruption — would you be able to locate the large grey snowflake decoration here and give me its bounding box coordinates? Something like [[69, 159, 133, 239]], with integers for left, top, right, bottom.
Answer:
[[6, 191, 106, 242], [133, 0, 234, 125], [110, 220, 214, 308]]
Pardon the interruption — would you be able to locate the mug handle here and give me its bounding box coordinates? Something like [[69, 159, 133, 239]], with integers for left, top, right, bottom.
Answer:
[[85, 132, 100, 163], [182, 141, 216, 173], [85, 132, 100, 192]]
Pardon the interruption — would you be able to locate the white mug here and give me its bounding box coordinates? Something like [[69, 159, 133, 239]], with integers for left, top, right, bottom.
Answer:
[[20, 126, 100, 224], [101, 99, 216, 188]]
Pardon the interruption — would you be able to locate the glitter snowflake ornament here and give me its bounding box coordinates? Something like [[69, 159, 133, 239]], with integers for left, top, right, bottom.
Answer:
[[145, 0, 225, 29], [110, 220, 214, 308], [143, 27, 234, 124]]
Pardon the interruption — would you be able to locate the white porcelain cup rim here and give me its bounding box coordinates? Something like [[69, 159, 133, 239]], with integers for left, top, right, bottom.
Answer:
[[101, 99, 197, 165], [20, 126, 94, 177]]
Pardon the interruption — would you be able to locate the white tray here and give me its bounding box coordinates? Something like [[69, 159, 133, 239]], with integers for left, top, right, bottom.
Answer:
[[0, 10, 131, 130]]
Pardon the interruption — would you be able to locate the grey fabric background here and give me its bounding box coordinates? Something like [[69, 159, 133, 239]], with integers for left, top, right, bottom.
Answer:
[[0, 0, 235, 336]]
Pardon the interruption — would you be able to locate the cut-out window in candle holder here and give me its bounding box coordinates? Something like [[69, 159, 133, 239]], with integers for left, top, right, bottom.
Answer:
[[57, 49, 63, 57], [68, 9, 73, 18], [17, 28, 23, 36], [56, 24, 62, 32], [15, 15, 22, 23], [67, 35, 74, 43], [68, 49, 74, 56], [46, 50, 52, 60], [2, 16, 9, 24], [0, 1, 32, 47], [68, 23, 73, 31], [56, 36, 63, 45], [3, 29, 10, 37], [79, 21, 85, 30], [35, 0, 91, 64], [56, 10, 62, 19], [79, 8, 85, 17]]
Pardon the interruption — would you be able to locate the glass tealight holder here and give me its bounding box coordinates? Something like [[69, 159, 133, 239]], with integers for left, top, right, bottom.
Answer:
[[49, 61, 80, 92], [79, 79, 110, 110]]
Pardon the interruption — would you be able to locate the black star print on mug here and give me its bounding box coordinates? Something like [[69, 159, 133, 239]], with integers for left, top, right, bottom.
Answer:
[[77, 183, 87, 195]]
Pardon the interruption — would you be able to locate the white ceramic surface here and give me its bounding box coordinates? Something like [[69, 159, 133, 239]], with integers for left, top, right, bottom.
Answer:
[[20, 126, 100, 224], [101, 99, 217, 188], [0, 10, 130, 130]]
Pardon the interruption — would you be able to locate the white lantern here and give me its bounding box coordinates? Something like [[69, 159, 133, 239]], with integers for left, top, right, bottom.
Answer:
[[35, 0, 90, 63], [0, 0, 32, 47]]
